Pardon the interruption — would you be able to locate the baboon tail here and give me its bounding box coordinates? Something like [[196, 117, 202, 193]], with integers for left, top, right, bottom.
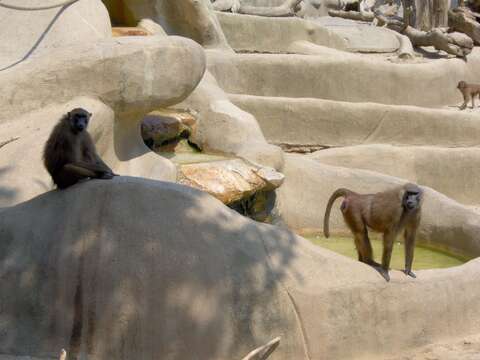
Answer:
[[323, 188, 350, 238]]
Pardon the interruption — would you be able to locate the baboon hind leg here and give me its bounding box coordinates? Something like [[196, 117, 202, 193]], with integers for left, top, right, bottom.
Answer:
[[353, 228, 378, 267]]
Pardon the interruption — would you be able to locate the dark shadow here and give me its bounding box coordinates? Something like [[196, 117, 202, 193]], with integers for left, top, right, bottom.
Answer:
[[0, 178, 302, 359], [0, 166, 17, 205], [0, 4, 72, 72], [414, 47, 454, 60]]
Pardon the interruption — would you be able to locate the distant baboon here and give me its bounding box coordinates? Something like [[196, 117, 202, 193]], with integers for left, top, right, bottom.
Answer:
[[457, 80, 480, 110], [324, 183, 423, 281], [43, 108, 117, 189]]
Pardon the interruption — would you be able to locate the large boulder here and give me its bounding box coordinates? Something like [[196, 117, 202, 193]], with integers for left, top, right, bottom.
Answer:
[[178, 158, 284, 203], [0, 178, 306, 360], [0, 35, 206, 124], [0, 0, 111, 70], [1, 178, 480, 359], [141, 109, 197, 148]]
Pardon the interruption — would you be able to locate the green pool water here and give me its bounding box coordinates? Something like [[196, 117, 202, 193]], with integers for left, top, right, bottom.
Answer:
[[305, 235, 466, 270]]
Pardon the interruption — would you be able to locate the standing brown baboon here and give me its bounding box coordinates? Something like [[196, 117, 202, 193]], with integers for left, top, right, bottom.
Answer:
[[43, 108, 117, 189], [457, 80, 480, 110], [323, 183, 423, 282]]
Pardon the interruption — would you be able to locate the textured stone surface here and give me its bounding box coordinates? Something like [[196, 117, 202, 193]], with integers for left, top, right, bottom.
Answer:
[[0, 0, 111, 70], [216, 12, 347, 53], [112, 27, 150, 37], [0, 36, 206, 124], [179, 70, 284, 170], [1, 178, 480, 360], [208, 48, 480, 107], [141, 109, 197, 146], [178, 159, 283, 203], [316, 16, 400, 53], [229, 94, 480, 148], [309, 144, 480, 206], [105, 0, 232, 50]]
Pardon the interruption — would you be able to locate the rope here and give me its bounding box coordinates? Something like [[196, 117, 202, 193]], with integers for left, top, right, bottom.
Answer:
[[0, 0, 80, 10]]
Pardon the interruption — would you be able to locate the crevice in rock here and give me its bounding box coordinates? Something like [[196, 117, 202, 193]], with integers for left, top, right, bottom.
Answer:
[[0, 137, 19, 150], [275, 142, 331, 153]]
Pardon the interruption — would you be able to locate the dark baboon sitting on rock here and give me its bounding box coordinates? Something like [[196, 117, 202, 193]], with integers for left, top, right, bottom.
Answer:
[[43, 108, 117, 189]]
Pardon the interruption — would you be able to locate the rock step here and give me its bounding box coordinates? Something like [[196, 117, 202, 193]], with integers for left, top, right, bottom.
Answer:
[[229, 94, 480, 148], [207, 49, 480, 107], [309, 144, 480, 206]]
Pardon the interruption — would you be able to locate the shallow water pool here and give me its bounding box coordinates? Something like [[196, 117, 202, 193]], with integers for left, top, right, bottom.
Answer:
[[305, 234, 466, 270]]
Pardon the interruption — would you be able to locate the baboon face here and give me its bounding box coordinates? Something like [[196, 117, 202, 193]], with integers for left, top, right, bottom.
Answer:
[[458, 81, 467, 89], [403, 185, 423, 211], [68, 108, 91, 133]]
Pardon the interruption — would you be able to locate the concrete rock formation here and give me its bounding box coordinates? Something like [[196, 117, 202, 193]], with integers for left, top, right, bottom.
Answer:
[[2, 0, 480, 359], [141, 109, 197, 149], [0, 0, 111, 70], [1, 179, 480, 360], [309, 144, 480, 206], [178, 159, 284, 204]]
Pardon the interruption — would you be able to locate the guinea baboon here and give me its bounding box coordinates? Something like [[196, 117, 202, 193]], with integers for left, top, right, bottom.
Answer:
[[457, 80, 480, 110], [323, 183, 423, 282], [43, 108, 117, 189]]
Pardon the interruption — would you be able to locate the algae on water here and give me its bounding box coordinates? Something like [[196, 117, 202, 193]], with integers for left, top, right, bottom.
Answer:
[[306, 235, 466, 270]]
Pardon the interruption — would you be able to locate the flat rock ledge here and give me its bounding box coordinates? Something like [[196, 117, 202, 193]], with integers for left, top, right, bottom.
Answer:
[[178, 159, 285, 204]]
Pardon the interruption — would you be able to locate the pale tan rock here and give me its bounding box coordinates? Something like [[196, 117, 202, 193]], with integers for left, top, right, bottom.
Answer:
[[449, 6, 480, 45], [141, 109, 197, 147], [316, 16, 400, 53], [0, 0, 111, 70], [178, 159, 283, 204], [179, 71, 284, 170], [230, 94, 480, 148], [112, 27, 151, 37], [208, 48, 480, 107], [137, 18, 168, 36], [309, 144, 480, 206], [255, 166, 285, 190], [0, 36, 206, 124], [216, 12, 347, 53], [1, 178, 480, 360], [109, 0, 232, 50]]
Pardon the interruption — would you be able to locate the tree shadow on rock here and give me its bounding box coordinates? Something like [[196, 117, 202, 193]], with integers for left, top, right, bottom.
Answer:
[[0, 177, 304, 359]]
